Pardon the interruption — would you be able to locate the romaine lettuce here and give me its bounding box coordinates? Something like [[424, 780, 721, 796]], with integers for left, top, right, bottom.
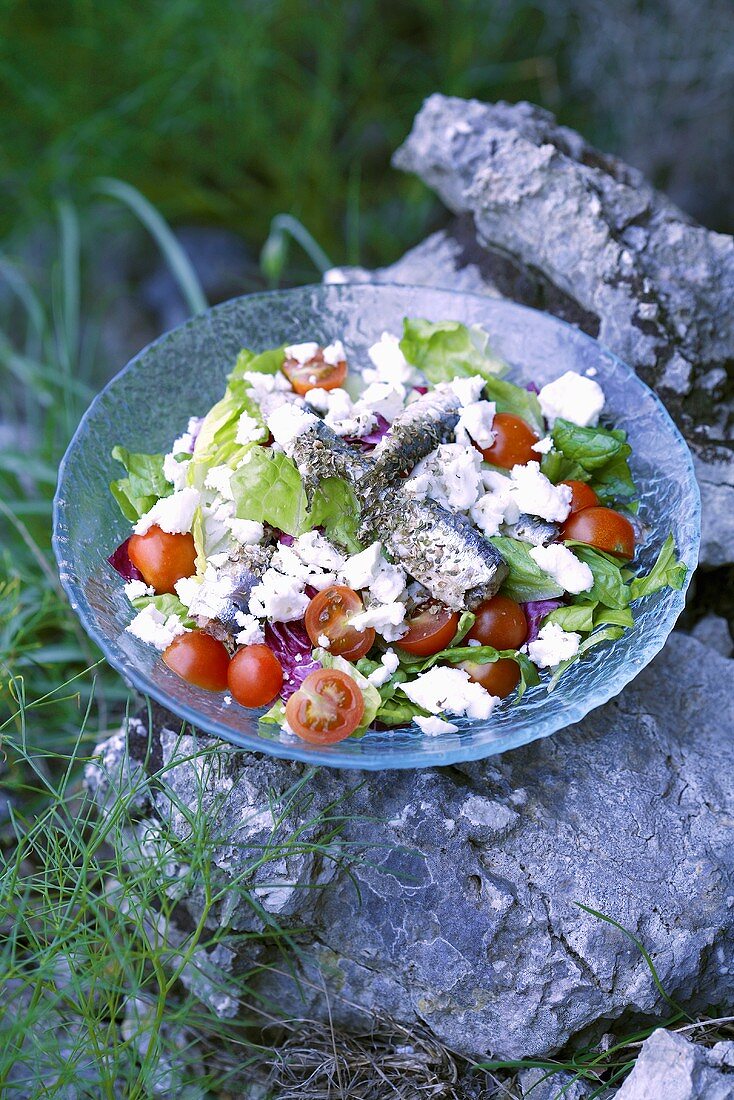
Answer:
[[400, 319, 507, 383], [110, 447, 171, 521]]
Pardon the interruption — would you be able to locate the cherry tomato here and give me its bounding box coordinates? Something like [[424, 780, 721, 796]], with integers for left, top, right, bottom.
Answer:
[[480, 413, 539, 469], [227, 644, 284, 708], [397, 600, 459, 657], [128, 525, 197, 594], [281, 349, 347, 396], [562, 505, 635, 559], [285, 669, 365, 744], [461, 657, 521, 699], [163, 631, 230, 691], [304, 585, 375, 661], [466, 595, 528, 650], [561, 479, 599, 515]]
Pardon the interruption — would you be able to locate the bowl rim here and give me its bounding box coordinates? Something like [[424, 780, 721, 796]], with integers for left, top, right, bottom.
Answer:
[[52, 282, 701, 769]]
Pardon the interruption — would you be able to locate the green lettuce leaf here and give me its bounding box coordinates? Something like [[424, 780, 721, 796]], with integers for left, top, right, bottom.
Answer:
[[230, 345, 286, 381], [629, 534, 687, 600], [374, 694, 430, 728], [490, 536, 565, 603], [547, 625, 626, 691], [400, 318, 507, 383], [546, 603, 595, 633], [542, 419, 636, 504], [481, 375, 544, 433], [131, 592, 196, 628], [110, 446, 171, 521], [566, 543, 631, 610], [187, 388, 267, 488], [312, 477, 363, 553]]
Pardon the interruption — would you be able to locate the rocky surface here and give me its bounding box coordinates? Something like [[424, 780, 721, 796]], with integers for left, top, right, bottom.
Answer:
[[614, 1028, 734, 1099], [86, 633, 734, 1062], [329, 95, 734, 571]]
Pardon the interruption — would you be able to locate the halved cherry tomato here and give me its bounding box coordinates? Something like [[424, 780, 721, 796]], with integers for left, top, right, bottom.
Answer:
[[466, 595, 528, 650], [460, 657, 520, 699], [281, 349, 347, 396], [561, 505, 635, 560], [304, 585, 375, 661], [163, 631, 230, 691], [561, 479, 599, 515], [228, 644, 284, 708], [480, 413, 539, 469], [128, 525, 197, 594], [397, 600, 459, 657], [285, 668, 365, 744]]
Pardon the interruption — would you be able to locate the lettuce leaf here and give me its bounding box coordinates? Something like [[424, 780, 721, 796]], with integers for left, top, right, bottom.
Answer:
[[187, 389, 267, 488], [547, 625, 626, 691], [490, 536, 565, 603], [629, 535, 687, 600], [230, 345, 286, 380], [131, 592, 196, 628], [418, 643, 540, 701], [400, 319, 507, 383], [374, 694, 430, 727], [566, 543, 631, 610], [542, 419, 636, 504], [481, 375, 544, 433], [110, 446, 171, 521]]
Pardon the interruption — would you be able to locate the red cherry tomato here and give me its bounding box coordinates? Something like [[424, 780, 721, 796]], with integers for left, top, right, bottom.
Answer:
[[282, 349, 347, 396], [561, 479, 599, 515], [304, 585, 375, 661], [285, 669, 365, 744], [128, 525, 197, 594], [163, 631, 230, 691], [480, 413, 539, 469], [561, 506, 635, 560], [397, 600, 459, 657], [466, 595, 528, 650], [460, 658, 521, 699], [227, 644, 284, 708]]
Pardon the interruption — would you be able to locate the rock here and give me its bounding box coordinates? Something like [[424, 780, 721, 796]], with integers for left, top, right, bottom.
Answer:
[[614, 1028, 734, 1099], [518, 1067, 595, 1100], [86, 634, 734, 1062], [691, 614, 733, 658]]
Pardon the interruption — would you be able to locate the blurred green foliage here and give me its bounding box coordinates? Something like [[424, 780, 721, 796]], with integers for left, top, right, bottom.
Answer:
[[0, 0, 577, 267]]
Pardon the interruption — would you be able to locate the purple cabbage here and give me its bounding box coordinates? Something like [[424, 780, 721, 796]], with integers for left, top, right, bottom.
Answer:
[[107, 537, 144, 582], [344, 413, 391, 452], [526, 381, 540, 395], [265, 619, 320, 700], [413, 385, 429, 396], [521, 598, 564, 643], [276, 531, 295, 546]]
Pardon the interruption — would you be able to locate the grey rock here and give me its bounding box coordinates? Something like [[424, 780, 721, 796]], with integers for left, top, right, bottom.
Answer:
[[614, 1028, 734, 1099], [518, 1066, 595, 1100], [691, 614, 733, 658], [86, 634, 734, 1061]]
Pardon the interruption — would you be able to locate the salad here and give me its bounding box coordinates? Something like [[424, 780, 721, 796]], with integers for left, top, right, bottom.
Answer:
[[108, 319, 686, 745]]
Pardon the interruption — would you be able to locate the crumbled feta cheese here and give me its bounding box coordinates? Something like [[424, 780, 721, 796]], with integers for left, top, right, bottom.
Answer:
[[538, 370, 605, 428], [163, 452, 190, 490], [235, 411, 263, 446], [365, 332, 421, 386], [470, 469, 520, 536], [270, 541, 337, 591], [171, 416, 203, 455], [204, 464, 235, 501], [340, 542, 383, 590], [413, 715, 459, 736], [292, 531, 345, 572], [447, 375, 486, 407], [526, 622, 581, 668], [124, 579, 154, 601], [531, 435, 554, 455], [349, 601, 407, 641], [367, 649, 400, 688], [467, 638, 482, 647], [266, 404, 317, 450], [509, 462, 572, 522], [284, 341, 320, 363], [400, 666, 497, 720], [456, 399, 496, 449], [240, 370, 292, 396], [175, 566, 235, 620], [317, 634, 331, 649], [196, 498, 236, 559], [303, 387, 331, 413], [528, 543, 594, 594], [369, 559, 406, 604], [223, 694, 232, 705], [358, 380, 406, 421], [126, 605, 188, 650], [134, 487, 200, 535], [226, 518, 264, 545], [248, 568, 309, 622], [408, 443, 484, 511], [322, 339, 346, 365], [234, 612, 265, 646]]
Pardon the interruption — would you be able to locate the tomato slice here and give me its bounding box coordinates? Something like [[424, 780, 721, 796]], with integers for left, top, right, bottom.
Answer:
[[461, 657, 521, 699], [128, 526, 197, 594], [163, 631, 230, 691], [480, 413, 539, 469], [561, 479, 599, 515], [304, 585, 375, 661], [228, 644, 284, 708], [396, 600, 459, 657], [561, 505, 635, 559], [285, 669, 365, 744], [281, 349, 347, 396], [466, 595, 528, 650]]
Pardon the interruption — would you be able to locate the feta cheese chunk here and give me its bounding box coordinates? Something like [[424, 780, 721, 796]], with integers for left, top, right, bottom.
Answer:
[[528, 543, 594, 594], [400, 666, 497, 720], [358, 380, 406, 421], [413, 715, 459, 736], [526, 621, 581, 668], [124, 579, 154, 601], [367, 649, 400, 688], [407, 443, 484, 511], [234, 611, 265, 646], [204, 464, 235, 501], [340, 542, 383, 590], [538, 370, 605, 428], [369, 559, 406, 604], [163, 452, 190, 490], [248, 568, 309, 622], [175, 566, 235, 620], [126, 605, 188, 650], [284, 341, 320, 364], [322, 339, 346, 365], [134, 487, 200, 536], [292, 531, 345, 572], [456, 399, 496, 449], [509, 462, 572, 522], [226, 518, 265, 545], [447, 375, 486, 407], [317, 634, 331, 649], [266, 404, 317, 450], [531, 435, 554, 455], [235, 410, 264, 446], [348, 601, 407, 641], [365, 332, 421, 386], [171, 416, 203, 456]]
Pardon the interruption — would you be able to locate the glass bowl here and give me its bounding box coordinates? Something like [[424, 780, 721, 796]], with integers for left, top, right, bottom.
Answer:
[[53, 284, 700, 769]]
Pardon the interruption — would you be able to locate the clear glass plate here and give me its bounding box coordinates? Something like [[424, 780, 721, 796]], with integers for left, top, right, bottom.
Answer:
[[53, 284, 700, 769]]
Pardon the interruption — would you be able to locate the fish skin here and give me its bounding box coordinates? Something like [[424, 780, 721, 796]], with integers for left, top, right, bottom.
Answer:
[[215, 543, 274, 635], [290, 418, 371, 505], [502, 513, 560, 546], [369, 385, 461, 482]]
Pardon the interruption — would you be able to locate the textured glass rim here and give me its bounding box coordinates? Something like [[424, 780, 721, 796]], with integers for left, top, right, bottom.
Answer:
[[53, 283, 700, 769]]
